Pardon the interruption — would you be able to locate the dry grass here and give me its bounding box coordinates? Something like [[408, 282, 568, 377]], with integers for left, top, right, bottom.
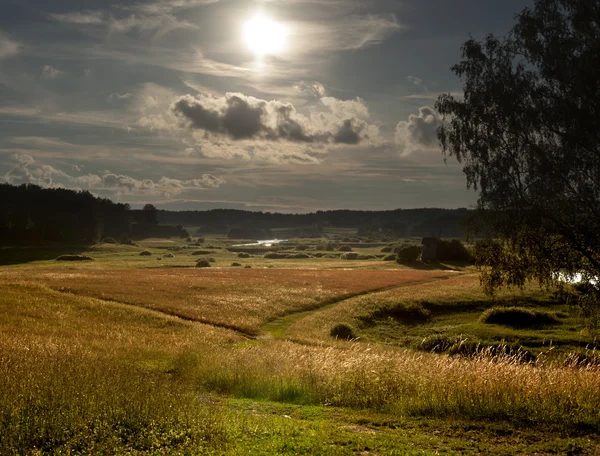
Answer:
[[0, 268, 450, 335]]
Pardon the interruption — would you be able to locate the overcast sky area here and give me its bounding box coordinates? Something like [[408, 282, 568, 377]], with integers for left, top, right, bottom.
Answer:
[[0, 0, 532, 212]]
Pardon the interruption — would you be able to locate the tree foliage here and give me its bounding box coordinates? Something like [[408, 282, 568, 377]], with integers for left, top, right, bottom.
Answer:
[[436, 0, 600, 293]]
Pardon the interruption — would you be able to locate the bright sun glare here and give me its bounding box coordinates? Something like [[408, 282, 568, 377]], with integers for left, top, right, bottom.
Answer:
[[244, 14, 287, 57]]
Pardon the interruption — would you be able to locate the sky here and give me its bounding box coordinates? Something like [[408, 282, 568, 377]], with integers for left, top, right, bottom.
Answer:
[[0, 0, 532, 212]]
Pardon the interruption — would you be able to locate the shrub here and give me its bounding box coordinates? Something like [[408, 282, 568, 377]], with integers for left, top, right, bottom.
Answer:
[[102, 237, 117, 244], [186, 237, 192, 242], [264, 252, 287, 259], [313, 253, 325, 258], [341, 252, 359, 260], [164, 253, 174, 258], [479, 307, 560, 328], [237, 252, 251, 258], [330, 323, 356, 340], [193, 250, 214, 256], [197, 237, 205, 244], [396, 245, 420, 264], [338, 245, 353, 252], [208, 258, 216, 263], [295, 244, 308, 251], [418, 334, 465, 353], [380, 246, 393, 253], [139, 251, 152, 256], [195, 259, 211, 268], [383, 254, 396, 261], [289, 253, 310, 259], [119, 233, 133, 245], [56, 255, 94, 262], [231, 262, 242, 267], [244, 265, 252, 268], [436, 239, 474, 262]]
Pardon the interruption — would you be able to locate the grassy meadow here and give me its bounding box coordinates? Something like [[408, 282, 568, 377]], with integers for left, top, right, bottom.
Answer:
[[1, 236, 600, 454]]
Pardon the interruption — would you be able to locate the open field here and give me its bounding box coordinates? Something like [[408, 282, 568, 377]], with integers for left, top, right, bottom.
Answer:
[[2, 239, 600, 454]]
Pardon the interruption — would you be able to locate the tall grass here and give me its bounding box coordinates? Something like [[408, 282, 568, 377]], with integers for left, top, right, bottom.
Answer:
[[0, 341, 228, 454], [180, 341, 600, 430]]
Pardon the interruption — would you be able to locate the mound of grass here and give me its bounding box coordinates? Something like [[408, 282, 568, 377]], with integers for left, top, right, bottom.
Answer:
[[119, 233, 134, 245], [193, 250, 215, 256], [480, 307, 559, 328], [380, 246, 393, 253], [419, 334, 465, 353], [102, 237, 117, 244], [237, 252, 251, 258], [289, 253, 311, 259], [338, 245, 353, 252], [383, 254, 396, 261], [264, 252, 287, 259], [195, 259, 211, 268], [364, 303, 431, 325], [231, 262, 242, 267], [139, 251, 152, 256], [330, 323, 356, 340], [341, 252, 359, 260], [56, 254, 94, 262], [164, 253, 174, 258], [396, 245, 421, 264]]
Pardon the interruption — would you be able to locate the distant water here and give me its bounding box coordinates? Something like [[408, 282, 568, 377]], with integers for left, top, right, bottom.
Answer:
[[554, 272, 598, 286], [232, 239, 287, 247]]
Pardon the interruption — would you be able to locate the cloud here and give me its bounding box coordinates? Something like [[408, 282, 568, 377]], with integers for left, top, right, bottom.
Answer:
[[1, 154, 225, 197], [407, 76, 423, 86], [49, 11, 105, 25], [0, 32, 21, 59], [41, 65, 64, 79], [395, 106, 443, 157], [297, 14, 402, 52], [294, 81, 327, 98], [170, 92, 376, 145]]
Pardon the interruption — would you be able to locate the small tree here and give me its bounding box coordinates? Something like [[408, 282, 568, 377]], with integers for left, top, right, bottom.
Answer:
[[436, 0, 600, 298], [142, 204, 158, 225]]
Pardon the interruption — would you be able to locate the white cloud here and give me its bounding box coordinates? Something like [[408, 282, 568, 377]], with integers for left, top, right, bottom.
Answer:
[[49, 11, 105, 25], [0, 31, 21, 59], [42, 65, 64, 79], [395, 106, 444, 157], [1, 154, 225, 197]]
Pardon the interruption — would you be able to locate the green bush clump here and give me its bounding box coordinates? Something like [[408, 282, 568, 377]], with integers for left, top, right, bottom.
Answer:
[[341, 252, 359, 260], [195, 259, 211, 268], [380, 246, 393, 253], [102, 237, 117, 244], [396, 245, 420, 264], [480, 307, 559, 328], [193, 250, 215, 256], [231, 262, 242, 267], [295, 244, 308, 251], [330, 323, 356, 340], [237, 252, 251, 258], [139, 251, 152, 256], [119, 233, 134, 245], [263, 252, 286, 259], [338, 245, 353, 252]]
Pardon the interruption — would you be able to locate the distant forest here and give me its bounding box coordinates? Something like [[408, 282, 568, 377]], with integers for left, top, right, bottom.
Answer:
[[0, 183, 472, 244], [159, 207, 472, 239]]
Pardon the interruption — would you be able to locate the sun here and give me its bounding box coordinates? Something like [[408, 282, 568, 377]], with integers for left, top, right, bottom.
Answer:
[[243, 14, 287, 57]]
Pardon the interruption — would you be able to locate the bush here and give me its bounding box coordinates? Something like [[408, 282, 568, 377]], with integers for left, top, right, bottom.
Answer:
[[56, 255, 94, 262], [316, 241, 338, 251], [383, 254, 396, 261], [139, 251, 152, 256], [338, 245, 353, 252], [396, 245, 420, 264], [119, 233, 133, 245], [479, 307, 559, 328], [231, 262, 242, 267], [341, 252, 359, 260], [208, 258, 216, 263], [436, 239, 474, 262], [295, 244, 309, 251], [244, 265, 252, 268], [196, 237, 205, 244], [164, 253, 174, 258], [264, 252, 287, 259], [330, 323, 356, 340], [192, 250, 214, 256], [102, 237, 117, 244], [380, 246, 393, 253], [195, 259, 211, 268], [289, 253, 310, 259], [237, 252, 251, 258]]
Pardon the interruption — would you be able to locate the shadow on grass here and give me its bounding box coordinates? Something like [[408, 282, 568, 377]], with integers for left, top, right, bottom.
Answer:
[[399, 261, 456, 271], [0, 245, 91, 266]]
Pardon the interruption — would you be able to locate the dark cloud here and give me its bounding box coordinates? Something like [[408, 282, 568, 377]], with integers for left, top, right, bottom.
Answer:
[[171, 92, 372, 145]]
